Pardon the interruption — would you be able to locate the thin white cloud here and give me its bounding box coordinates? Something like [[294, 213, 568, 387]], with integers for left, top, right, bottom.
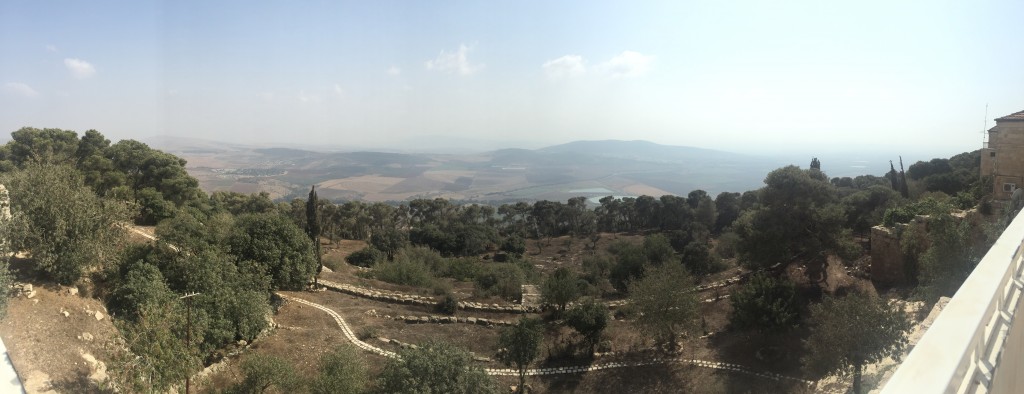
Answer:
[[334, 84, 344, 97], [542, 55, 587, 79], [64, 58, 96, 79], [45, 44, 57, 53], [3, 82, 39, 98], [298, 90, 321, 103], [425, 44, 483, 75], [387, 66, 402, 76], [597, 51, 654, 78]]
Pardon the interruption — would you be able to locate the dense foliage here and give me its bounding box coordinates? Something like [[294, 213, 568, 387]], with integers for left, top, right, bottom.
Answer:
[[728, 273, 799, 334], [803, 291, 911, 394], [0, 126, 1000, 393], [4, 163, 132, 284], [376, 341, 498, 394]]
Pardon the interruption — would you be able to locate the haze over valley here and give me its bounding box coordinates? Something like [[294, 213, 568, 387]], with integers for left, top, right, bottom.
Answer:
[[152, 136, 903, 202]]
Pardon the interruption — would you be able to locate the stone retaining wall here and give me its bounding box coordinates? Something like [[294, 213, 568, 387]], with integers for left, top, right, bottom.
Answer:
[[367, 309, 515, 327], [319, 279, 541, 313]]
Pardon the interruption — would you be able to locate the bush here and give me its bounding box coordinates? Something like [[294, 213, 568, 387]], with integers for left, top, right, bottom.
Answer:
[[311, 345, 366, 394], [373, 255, 436, 288], [346, 246, 384, 267], [714, 232, 740, 259], [501, 235, 526, 256], [228, 354, 301, 394], [357, 326, 378, 341], [438, 257, 482, 282], [729, 273, 799, 334], [682, 242, 721, 276], [377, 341, 498, 394], [882, 197, 954, 227], [437, 293, 459, 315], [475, 264, 525, 300]]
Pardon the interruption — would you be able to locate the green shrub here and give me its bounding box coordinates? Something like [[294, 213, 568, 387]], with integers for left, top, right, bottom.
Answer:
[[714, 232, 740, 259], [882, 197, 954, 227], [474, 264, 524, 300], [729, 273, 799, 334], [437, 293, 458, 315], [439, 257, 481, 282], [346, 246, 384, 267], [373, 255, 436, 287]]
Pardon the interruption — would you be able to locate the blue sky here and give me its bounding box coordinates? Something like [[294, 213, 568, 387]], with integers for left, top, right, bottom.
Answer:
[[1, 1, 1023, 157]]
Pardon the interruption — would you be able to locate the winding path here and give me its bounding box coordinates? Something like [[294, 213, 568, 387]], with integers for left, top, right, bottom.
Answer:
[[278, 293, 813, 385]]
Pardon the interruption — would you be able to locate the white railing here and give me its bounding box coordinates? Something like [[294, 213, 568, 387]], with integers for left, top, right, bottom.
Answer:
[[882, 210, 1024, 394]]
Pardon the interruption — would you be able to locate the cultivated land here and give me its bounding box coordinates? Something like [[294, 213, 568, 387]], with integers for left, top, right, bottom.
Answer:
[[149, 137, 783, 202]]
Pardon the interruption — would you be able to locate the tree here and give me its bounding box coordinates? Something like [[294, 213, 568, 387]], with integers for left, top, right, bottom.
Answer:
[[4, 163, 131, 284], [713, 192, 742, 234], [917, 212, 979, 301], [735, 165, 844, 271], [346, 246, 384, 267], [498, 318, 543, 393], [3, 127, 79, 166], [566, 299, 608, 355], [306, 186, 323, 284], [803, 291, 911, 394], [109, 301, 199, 393], [377, 340, 498, 394], [310, 345, 366, 394], [609, 241, 647, 292], [228, 213, 318, 290], [541, 267, 580, 312], [728, 273, 798, 334], [681, 242, 718, 276], [642, 233, 675, 264], [628, 263, 700, 351], [371, 228, 408, 261]]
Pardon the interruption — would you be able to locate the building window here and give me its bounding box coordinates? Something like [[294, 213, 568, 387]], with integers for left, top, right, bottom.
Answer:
[[991, 152, 996, 157], [1004, 183, 1017, 192]]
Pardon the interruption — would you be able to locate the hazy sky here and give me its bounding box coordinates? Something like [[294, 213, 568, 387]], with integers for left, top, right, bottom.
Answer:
[[2, 1, 1022, 156]]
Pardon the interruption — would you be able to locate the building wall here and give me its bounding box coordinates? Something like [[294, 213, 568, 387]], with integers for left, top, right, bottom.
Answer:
[[988, 120, 1024, 200]]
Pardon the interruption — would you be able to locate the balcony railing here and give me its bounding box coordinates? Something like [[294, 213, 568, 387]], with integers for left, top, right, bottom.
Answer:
[[882, 209, 1024, 393]]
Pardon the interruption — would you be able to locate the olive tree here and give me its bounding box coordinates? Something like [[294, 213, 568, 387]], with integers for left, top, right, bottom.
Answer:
[[497, 318, 543, 393], [628, 263, 700, 351], [803, 291, 911, 394], [541, 267, 580, 312]]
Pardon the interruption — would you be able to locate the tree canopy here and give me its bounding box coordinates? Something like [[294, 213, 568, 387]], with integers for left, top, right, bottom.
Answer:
[[497, 318, 544, 393], [735, 165, 845, 270], [628, 263, 700, 350], [376, 340, 498, 394], [803, 291, 911, 394]]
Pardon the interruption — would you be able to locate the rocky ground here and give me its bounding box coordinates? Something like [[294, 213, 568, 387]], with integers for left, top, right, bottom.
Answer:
[[0, 282, 116, 393]]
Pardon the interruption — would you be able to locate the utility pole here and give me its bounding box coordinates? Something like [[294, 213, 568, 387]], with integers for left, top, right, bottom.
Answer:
[[180, 292, 200, 394]]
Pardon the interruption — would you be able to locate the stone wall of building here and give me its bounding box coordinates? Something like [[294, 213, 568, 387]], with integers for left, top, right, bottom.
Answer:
[[871, 225, 907, 285], [987, 119, 1024, 199]]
